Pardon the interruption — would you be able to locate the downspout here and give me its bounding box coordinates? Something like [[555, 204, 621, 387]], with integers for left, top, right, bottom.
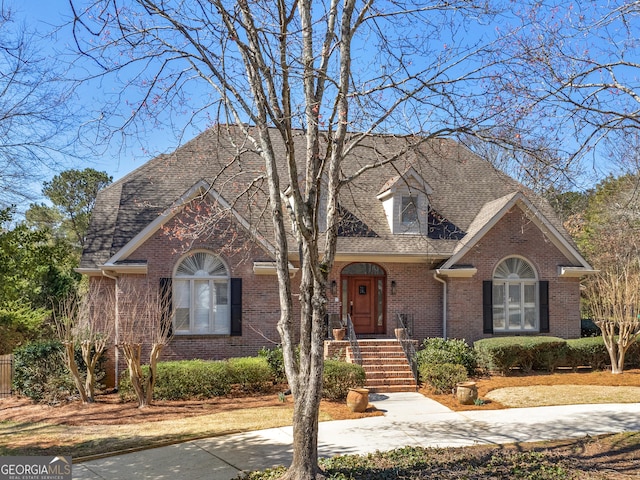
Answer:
[[433, 273, 447, 339], [101, 270, 120, 390]]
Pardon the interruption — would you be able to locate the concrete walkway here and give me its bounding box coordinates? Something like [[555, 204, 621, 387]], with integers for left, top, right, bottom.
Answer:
[[73, 393, 640, 480]]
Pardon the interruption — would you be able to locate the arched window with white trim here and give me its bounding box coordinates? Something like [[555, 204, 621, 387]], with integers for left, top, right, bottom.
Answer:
[[173, 252, 230, 335], [492, 257, 538, 332]]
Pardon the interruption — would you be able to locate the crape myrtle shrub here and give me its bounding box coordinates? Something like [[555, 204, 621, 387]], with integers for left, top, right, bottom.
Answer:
[[322, 360, 366, 400], [474, 337, 566, 374], [474, 336, 640, 374], [415, 338, 477, 376], [13, 340, 105, 404]]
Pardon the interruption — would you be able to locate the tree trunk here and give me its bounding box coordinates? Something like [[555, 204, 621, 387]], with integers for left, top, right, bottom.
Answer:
[[122, 343, 148, 408], [64, 341, 90, 404], [146, 343, 164, 406]]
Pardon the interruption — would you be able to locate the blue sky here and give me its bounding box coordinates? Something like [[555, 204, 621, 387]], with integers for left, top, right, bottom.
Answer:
[[13, 0, 635, 199]]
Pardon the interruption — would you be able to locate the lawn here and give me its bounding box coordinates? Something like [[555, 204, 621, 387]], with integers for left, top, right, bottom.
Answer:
[[1, 368, 640, 477]]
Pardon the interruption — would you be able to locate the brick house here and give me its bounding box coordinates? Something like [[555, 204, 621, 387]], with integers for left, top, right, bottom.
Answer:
[[79, 126, 594, 386]]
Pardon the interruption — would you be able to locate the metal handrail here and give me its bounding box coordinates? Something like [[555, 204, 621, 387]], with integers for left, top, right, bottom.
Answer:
[[344, 314, 362, 365], [396, 313, 418, 386]]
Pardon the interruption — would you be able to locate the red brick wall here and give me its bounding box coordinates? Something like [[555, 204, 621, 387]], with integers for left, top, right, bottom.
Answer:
[[327, 261, 443, 340], [91, 202, 582, 387], [445, 206, 582, 344], [91, 208, 293, 387]]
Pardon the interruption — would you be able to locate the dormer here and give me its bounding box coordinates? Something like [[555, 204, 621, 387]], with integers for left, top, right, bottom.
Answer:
[[377, 167, 432, 235]]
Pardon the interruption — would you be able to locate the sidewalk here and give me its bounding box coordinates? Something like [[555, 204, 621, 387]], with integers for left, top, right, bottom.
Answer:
[[73, 393, 640, 480]]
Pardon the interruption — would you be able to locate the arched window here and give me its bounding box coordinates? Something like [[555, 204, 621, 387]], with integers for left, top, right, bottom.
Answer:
[[492, 257, 538, 332], [173, 252, 230, 335]]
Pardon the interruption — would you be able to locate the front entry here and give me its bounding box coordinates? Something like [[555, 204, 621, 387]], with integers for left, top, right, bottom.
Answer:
[[341, 263, 386, 335]]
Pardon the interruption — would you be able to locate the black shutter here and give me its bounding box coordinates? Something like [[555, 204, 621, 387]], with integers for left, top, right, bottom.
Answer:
[[230, 278, 242, 336], [539, 280, 550, 333], [483, 280, 493, 334], [159, 277, 173, 336]]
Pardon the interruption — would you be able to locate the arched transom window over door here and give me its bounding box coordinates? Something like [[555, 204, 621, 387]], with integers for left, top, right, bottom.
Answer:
[[173, 252, 230, 335], [492, 257, 538, 332]]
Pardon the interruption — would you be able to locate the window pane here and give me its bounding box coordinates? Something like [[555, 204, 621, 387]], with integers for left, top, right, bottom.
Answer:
[[524, 283, 535, 304], [174, 309, 190, 332], [401, 195, 418, 224], [508, 308, 522, 329], [493, 307, 505, 329], [524, 307, 536, 329], [342, 279, 348, 323], [193, 280, 211, 332], [174, 281, 190, 332], [377, 279, 383, 326], [508, 284, 521, 306], [215, 280, 228, 305]]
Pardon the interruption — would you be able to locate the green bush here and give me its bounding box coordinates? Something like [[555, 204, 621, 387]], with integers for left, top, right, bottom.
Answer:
[[119, 359, 232, 401], [419, 362, 467, 394], [565, 337, 609, 370], [415, 338, 477, 375], [13, 340, 105, 404], [322, 360, 366, 401], [258, 345, 286, 383], [474, 337, 566, 375], [227, 357, 273, 393]]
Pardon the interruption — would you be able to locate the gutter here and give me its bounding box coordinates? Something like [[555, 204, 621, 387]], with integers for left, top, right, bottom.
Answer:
[[101, 270, 120, 390], [433, 273, 447, 339]]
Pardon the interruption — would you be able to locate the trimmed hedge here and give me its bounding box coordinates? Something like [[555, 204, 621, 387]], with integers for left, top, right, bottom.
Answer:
[[119, 359, 234, 401], [322, 360, 366, 401], [419, 362, 467, 394], [565, 337, 609, 371], [474, 337, 567, 375], [475, 335, 640, 374], [227, 357, 273, 393]]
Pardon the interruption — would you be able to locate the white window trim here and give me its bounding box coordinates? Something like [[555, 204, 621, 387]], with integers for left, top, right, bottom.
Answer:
[[492, 256, 540, 333], [173, 252, 231, 335]]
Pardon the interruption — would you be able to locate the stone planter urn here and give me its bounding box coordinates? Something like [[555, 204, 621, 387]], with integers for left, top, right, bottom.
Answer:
[[456, 381, 478, 405], [346, 388, 369, 412], [332, 328, 346, 341]]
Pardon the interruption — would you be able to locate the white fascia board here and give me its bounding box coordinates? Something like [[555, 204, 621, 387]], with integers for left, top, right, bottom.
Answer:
[[106, 180, 278, 265], [100, 263, 148, 275], [435, 268, 478, 278], [253, 261, 299, 276], [559, 266, 599, 277], [75, 267, 103, 276]]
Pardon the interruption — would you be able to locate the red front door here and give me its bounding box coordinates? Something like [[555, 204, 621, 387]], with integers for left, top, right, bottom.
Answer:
[[349, 276, 385, 334]]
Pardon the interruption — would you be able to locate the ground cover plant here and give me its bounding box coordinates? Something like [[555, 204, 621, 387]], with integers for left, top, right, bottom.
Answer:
[[238, 434, 640, 479]]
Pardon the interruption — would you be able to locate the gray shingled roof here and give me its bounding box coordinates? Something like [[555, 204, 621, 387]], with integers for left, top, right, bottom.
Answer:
[[80, 125, 572, 269]]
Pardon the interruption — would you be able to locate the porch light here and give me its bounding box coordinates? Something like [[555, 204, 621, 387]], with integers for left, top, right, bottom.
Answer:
[[391, 280, 397, 295], [331, 280, 337, 295]]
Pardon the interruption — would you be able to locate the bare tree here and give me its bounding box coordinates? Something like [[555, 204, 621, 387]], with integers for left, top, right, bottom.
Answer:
[[70, 0, 527, 477], [484, 1, 640, 180], [53, 287, 114, 403], [118, 279, 173, 408], [0, 6, 77, 208], [586, 265, 640, 374]]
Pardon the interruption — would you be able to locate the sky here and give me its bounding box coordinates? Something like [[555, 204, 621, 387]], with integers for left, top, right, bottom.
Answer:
[[12, 0, 637, 202], [17, 0, 180, 187]]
